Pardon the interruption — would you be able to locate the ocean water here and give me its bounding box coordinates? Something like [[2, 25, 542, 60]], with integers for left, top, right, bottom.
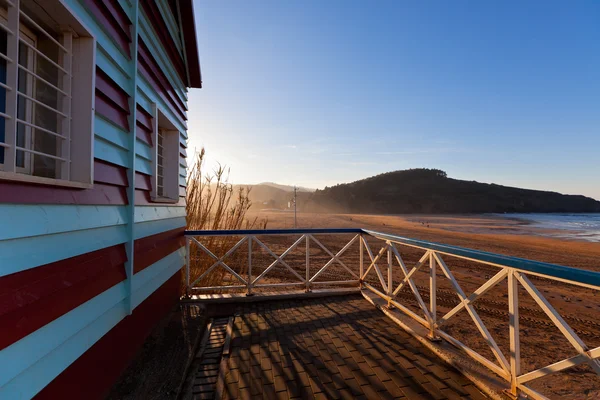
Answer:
[[499, 213, 600, 242]]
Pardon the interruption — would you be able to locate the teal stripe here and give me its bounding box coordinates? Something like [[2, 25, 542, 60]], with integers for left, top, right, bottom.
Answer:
[[95, 136, 130, 168], [117, 0, 134, 20], [136, 89, 153, 115], [96, 47, 131, 94], [63, 0, 133, 79], [137, 77, 187, 133], [0, 205, 127, 241], [135, 139, 153, 161], [132, 250, 183, 309], [138, 14, 187, 102], [95, 115, 129, 150], [0, 249, 184, 398], [0, 283, 128, 397], [135, 217, 186, 239], [135, 156, 153, 175], [0, 225, 128, 278], [134, 206, 186, 223], [155, 0, 182, 55]]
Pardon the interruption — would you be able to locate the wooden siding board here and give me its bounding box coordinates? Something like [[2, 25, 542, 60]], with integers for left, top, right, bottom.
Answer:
[[0, 245, 127, 350], [95, 116, 129, 150], [137, 44, 187, 122], [93, 160, 128, 187], [137, 77, 186, 133], [0, 205, 127, 241], [96, 46, 131, 93], [134, 217, 186, 239], [81, 0, 132, 58], [134, 206, 186, 223], [95, 93, 130, 132], [135, 140, 153, 162], [95, 137, 130, 168], [133, 227, 184, 273], [34, 270, 181, 400], [138, 17, 188, 105], [140, 0, 187, 84], [0, 181, 128, 206], [0, 225, 128, 278], [0, 251, 182, 398], [135, 156, 153, 176], [134, 172, 152, 191]]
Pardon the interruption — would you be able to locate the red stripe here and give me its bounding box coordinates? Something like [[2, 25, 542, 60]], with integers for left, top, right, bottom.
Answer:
[[134, 227, 185, 273], [82, 0, 131, 58], [0, 181, 128, 205], [135, 172, 152, 191], [94, 160, 128, 187], [136, 123, 153, 146], [136, 105, 153, 131], [138, 51, 187, 124], [140, 0, 186, 83], [101, 0, 132, 40], [137, 39, 187, 116], [34, 270, 182, 400], [0, 245, 127, 350], [135, 106, 154, 146], [95, 92, 130, 131], [95, 68, 130, 114]]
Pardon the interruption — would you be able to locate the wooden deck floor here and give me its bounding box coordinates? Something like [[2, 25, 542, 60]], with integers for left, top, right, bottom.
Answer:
[[185, 294, 488, 400]]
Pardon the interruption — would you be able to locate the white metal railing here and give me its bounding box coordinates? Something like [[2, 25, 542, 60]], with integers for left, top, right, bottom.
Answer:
[[184, 228, 600, 399], [185, 229, 361, 296]]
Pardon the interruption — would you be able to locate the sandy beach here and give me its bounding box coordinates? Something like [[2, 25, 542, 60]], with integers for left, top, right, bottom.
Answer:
[[242, 211, 600, 398]]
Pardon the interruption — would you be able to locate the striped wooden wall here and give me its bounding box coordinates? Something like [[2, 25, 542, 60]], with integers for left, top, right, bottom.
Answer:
[[0, 0, 194, 398]]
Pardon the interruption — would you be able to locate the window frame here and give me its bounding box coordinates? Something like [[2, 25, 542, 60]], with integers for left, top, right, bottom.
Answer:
[[151, 104, 180, 203], [0, 0, 96, 189]]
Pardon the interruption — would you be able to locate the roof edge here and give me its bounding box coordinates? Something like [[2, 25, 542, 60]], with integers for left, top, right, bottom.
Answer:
[[179, 0, 202, 88]]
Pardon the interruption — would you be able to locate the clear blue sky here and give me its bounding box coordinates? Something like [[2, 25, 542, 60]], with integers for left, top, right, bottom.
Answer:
[[187, 0, 600, 200]]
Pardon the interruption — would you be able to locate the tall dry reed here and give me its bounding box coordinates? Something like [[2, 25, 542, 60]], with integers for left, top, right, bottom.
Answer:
[[184, 148, 267, 294]]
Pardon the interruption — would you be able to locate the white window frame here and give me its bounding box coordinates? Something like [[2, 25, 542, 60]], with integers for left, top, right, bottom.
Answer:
[[0, 0, 95, 188], [151, 104, 180, 203]]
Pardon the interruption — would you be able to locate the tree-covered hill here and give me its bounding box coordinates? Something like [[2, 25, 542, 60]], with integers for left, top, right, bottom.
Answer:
[[306, 169, 600, 214]]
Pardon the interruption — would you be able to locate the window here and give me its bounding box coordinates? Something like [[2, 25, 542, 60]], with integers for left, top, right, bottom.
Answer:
[[152, 105, 180, 202], [0, 0, 95, 187]]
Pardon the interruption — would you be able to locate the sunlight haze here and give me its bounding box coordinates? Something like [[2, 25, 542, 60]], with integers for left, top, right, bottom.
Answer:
[[187, 0, 600, 199]]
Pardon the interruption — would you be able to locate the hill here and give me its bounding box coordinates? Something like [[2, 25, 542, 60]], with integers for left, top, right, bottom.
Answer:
[[232, 184, 312, 210], [257, 182, 314, 193], [306, 169, 600, 214]]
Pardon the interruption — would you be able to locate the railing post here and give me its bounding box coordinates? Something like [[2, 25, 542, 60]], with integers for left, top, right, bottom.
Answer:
[[508, 268, 520, 397], [359, 234, 364, 289], [305, 235, 311, 292], [387, 242, 393, 308], [185, 236, 190, 297], [429, 251, 439, 340], [246, 236, 253, 296]]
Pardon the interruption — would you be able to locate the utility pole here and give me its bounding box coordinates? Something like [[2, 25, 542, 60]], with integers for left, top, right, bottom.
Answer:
[[293, 186, 297, 228]]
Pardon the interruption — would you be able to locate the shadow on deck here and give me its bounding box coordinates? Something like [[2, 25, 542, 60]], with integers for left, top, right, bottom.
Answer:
[[184, 294, 488, 399]]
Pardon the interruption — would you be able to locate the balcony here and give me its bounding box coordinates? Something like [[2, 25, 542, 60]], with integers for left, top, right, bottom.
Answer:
[[180, 229, 600, 399]]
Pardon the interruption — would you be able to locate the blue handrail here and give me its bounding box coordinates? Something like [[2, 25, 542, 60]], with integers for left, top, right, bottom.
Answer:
[[184, 228, 363, 236], [364, 229, 600, 288], [183, 227, 600, 287]]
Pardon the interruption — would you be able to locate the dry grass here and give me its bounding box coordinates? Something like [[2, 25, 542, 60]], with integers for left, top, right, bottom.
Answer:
[[184, 148, 267, 294]]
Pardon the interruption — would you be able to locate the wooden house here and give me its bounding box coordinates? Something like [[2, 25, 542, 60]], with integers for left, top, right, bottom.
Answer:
[[0, 0, 201, 397]]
